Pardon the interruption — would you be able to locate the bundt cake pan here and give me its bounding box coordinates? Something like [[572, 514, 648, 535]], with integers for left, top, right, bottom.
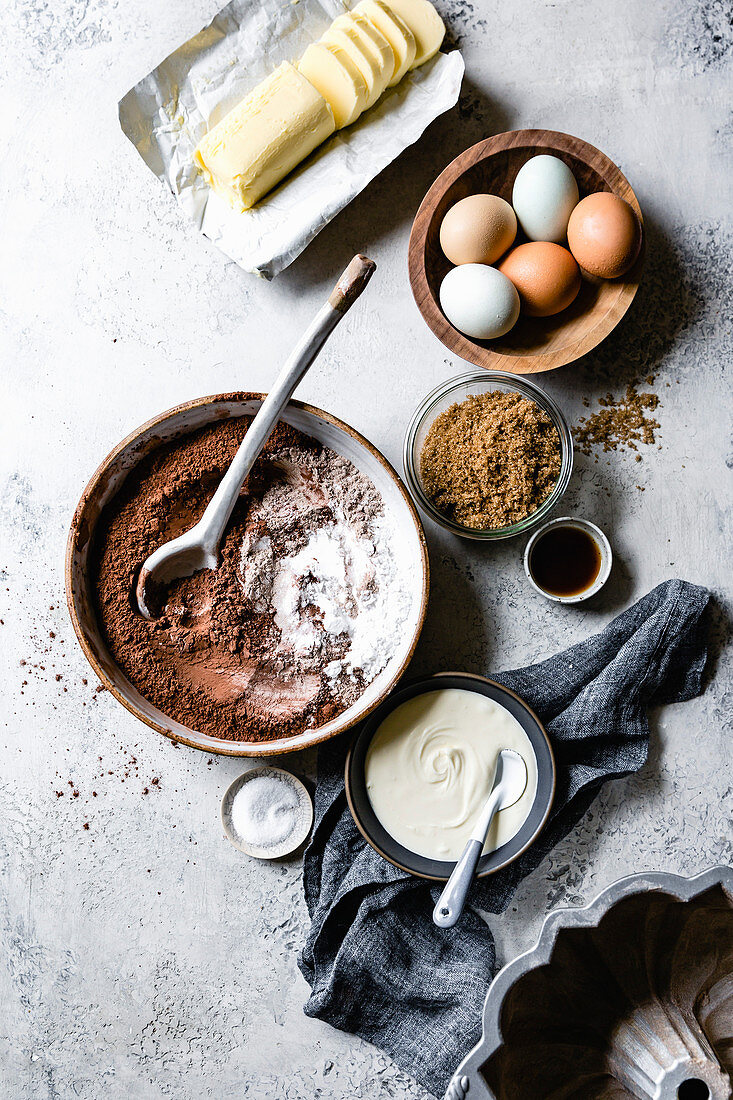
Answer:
[[446, 867, 733, 1100]]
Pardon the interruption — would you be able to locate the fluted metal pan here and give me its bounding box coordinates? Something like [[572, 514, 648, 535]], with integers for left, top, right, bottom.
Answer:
[[446, 867, 733, 1100]]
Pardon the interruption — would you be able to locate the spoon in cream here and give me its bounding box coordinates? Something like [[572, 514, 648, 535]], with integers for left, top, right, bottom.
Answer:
[[433, 749, 527, 929], [135, 254, 376, 619]]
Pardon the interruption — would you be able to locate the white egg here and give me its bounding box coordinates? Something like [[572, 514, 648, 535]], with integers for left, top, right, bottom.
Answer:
[[512, 155, 579, 243], [439, 264, 520, 340]]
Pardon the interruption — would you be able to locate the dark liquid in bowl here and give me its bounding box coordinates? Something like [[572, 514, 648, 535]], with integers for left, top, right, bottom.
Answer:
[[530, 526, 602, 597]]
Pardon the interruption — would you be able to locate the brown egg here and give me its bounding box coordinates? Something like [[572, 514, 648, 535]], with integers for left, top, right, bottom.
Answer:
[[498, 242, 581, 317], [439, 194, 517, 266], [567, 192, 642, 278]]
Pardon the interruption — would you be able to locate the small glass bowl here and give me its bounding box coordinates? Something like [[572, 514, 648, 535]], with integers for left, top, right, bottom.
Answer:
[[403, 370, 573, 541]]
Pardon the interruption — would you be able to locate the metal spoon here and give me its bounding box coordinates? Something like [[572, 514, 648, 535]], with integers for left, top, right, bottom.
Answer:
[[135, 254, 376, 619], [433, 749, 528, 929]]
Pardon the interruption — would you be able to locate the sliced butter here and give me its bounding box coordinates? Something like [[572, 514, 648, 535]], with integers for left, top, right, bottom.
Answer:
[[298, 41, 369, 128], [340, 12, 397, 88], [323, 19, 389, 109], [380, 0, 445, 67], [193, 61, 335, 212], [353, 0, 417, 85]]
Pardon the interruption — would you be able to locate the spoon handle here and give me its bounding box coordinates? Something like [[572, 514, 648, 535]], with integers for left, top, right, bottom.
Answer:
[[196, 256, 375, 559], [432, 786, 503, 929]]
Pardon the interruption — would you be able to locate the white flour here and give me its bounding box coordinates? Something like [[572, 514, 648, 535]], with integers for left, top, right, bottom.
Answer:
[[239, 445, 413, 700], [273, 513, 412, 684]]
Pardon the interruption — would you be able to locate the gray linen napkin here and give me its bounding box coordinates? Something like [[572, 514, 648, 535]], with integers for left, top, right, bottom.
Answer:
[[298, 579, 711, 1098]]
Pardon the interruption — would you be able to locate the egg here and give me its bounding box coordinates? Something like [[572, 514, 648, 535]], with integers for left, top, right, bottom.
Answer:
[[439, 264, 520, 340], [439, 194, 517, 266], [498, 242, 581, 317], [567, 192, 642, 278], [512, 155, 579, 243]]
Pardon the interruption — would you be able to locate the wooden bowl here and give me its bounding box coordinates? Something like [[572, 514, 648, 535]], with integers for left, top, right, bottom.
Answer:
[[65, 393, 430, 757], [408, 129, 644, 374]]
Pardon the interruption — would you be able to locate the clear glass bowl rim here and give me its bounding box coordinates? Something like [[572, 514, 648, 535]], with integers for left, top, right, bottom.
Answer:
[[403, 370, 574, 541]]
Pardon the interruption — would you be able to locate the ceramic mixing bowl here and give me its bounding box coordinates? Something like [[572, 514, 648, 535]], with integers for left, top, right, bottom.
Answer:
[[66, 392, 429, 757]]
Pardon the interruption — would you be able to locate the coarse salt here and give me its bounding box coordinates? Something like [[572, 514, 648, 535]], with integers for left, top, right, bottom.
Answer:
[[230, 775, 300, 849]]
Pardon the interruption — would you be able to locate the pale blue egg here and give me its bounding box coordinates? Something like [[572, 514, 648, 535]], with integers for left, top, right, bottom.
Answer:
[[512, 155, 579, 243], [439, 264, 520, 340]]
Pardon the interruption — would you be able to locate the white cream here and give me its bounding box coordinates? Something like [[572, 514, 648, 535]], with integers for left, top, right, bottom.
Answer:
[[365, 688, 538, 861]]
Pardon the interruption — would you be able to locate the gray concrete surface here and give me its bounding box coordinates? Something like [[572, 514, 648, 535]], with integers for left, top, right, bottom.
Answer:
[[1, 0, 731, 1096]]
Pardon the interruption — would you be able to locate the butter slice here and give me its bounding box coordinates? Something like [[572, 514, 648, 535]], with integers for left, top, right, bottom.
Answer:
[[323, 15, 392, 108], [340, 12, 397, 88], [194, 61, 335, 212], [298, 42, 369, 128], [353, 0, 416, 85], [380, 0, 445, 67]]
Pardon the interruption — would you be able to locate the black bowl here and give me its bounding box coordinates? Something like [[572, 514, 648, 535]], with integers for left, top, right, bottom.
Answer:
[[345, 672, 556, 880]]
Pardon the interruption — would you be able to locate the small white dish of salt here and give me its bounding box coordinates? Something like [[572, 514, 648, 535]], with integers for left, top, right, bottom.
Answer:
[[221, 767, 313, 859]]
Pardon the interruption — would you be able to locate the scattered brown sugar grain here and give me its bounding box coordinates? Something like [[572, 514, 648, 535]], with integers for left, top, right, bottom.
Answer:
[[419, 392, 562, 529], [574, 386, 660, 456]]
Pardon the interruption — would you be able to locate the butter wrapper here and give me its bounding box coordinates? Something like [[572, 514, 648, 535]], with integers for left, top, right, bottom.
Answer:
[[119, 0, 464, 278]]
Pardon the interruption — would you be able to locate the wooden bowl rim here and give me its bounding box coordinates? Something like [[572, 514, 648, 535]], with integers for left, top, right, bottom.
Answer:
[[408, 128, 644, 374], [65, 392, 430, 758]]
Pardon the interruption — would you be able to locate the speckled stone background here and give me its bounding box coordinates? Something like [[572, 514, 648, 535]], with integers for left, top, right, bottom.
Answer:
[[1, 0, 731, 1096]]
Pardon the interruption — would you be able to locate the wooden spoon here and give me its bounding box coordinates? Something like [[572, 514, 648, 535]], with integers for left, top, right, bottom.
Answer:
[[135, 254, 376, 619]]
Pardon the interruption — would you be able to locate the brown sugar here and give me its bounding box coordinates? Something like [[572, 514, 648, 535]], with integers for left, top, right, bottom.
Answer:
[[575, 386, 660, 456], [419, 392, 562, 529]]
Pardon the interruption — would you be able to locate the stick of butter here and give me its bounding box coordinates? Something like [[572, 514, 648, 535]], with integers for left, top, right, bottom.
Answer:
[[194, 62, 336, 213]]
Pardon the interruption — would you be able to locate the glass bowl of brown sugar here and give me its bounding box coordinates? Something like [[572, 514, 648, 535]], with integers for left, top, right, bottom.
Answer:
[[403, 371, 573, 540]]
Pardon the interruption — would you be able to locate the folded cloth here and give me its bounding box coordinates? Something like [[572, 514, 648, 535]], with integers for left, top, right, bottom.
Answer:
[[298, 580, 711, 1098]]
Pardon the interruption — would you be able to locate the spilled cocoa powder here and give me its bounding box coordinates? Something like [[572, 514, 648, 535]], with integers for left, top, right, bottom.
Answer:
[[92, 416, 390, 742]]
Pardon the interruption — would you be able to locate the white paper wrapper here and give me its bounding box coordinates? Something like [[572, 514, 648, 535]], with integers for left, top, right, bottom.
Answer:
[[119, 0, 464, 278]]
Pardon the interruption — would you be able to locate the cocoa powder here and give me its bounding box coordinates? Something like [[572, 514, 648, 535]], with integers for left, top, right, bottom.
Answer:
[[92, 416, 381, 742]]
